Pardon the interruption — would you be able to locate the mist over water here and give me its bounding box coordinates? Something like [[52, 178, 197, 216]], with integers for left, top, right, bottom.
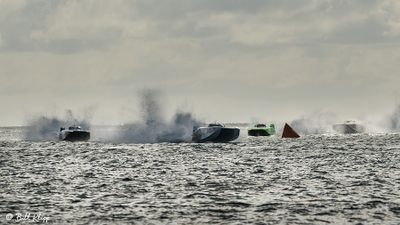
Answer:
[[115, 90, 202, 143], [288, 105, 400, 135], [386, 104, 400, 132], [24, 110, 91, 141], [20, 98, 400, 142], [290, 112, 337, 135]]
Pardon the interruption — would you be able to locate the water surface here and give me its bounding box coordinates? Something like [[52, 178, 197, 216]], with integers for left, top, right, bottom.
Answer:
[[1, 127, 400, 224]]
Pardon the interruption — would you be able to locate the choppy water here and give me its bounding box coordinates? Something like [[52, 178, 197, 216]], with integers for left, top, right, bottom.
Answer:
[[1, 127, 400, 224]]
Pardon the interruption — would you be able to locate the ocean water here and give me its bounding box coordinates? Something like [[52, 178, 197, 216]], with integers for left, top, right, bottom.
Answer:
[[1, 127, 400, 224]]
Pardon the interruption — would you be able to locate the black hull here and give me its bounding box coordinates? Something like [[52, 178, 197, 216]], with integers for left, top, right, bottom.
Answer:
[[63, 131, 90, 142], [212, 128, 240, 143], [248, 130, 271, 136], [192, 129, 221, 143], [333, 124, 364, 134], [193, 127, 240, 143]]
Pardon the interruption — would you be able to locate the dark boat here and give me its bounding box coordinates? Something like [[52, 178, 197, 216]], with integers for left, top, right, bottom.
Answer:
[[59, 126, 90, 142], [248, 123, 276, 136], [192, 123, 240, 143], [333, 121, 365, 134]]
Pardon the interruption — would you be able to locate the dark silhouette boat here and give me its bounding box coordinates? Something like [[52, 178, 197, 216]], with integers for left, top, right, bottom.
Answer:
[[59, 126, 90, 142], [192, 123, 240, 143], [333, 121, 365, 134]]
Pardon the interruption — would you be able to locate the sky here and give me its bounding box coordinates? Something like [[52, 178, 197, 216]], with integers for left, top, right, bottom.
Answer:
[[1, 0, 400, 126]]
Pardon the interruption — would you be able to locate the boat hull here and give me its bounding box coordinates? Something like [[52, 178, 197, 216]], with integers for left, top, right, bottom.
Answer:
[[248, 129, 272, 136], [212, 128, 240, 142], [333, 124, 365, 134], [60, 131, 90, 142], [192, 127, 240, 143]]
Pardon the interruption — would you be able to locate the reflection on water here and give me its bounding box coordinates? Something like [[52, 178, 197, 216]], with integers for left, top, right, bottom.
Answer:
[[1, 127, 400, 224]]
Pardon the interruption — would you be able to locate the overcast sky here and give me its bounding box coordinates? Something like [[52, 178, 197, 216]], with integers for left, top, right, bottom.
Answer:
[[1, 0, 400, 126]]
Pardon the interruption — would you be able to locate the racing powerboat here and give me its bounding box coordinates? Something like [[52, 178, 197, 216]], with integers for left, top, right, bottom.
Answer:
[[333, 121, 365, 134], [59, 125, 90, 141], [192, 123, 240, 143], [248, 123, 276, 136]]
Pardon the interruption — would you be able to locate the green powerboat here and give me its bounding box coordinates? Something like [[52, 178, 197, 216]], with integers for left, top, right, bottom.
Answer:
[[248, 124, 276, 136]]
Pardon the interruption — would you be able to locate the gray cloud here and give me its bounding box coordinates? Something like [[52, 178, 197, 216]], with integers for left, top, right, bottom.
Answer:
[[1, 0, 399, 52], [1, 0, 400, 125]]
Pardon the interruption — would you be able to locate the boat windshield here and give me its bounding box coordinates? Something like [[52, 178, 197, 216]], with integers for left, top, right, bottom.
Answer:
[[68, 126, 82, 130], [255, 124, 266, 128], [208, 123, 223, 127]]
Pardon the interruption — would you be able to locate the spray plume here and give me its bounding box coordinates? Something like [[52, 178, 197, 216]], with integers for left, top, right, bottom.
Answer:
[[24, 110, 91, 141], [385, 104, 400, 132], [290, 111, 337, 135], [116, 90, 202, 143]]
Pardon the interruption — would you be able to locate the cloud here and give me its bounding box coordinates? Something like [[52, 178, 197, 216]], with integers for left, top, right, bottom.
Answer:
[[1, 0, 400, 125], [0, 33, 3, 48], [0, 0, 399, 52], [0, 0, 28, 16]]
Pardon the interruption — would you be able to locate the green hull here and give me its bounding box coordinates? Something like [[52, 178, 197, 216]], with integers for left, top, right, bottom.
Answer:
[[248, 124, 275, 136]]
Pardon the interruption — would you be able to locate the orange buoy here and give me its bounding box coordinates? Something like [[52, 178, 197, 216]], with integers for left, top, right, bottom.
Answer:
[[282, 123, 300, 138]]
